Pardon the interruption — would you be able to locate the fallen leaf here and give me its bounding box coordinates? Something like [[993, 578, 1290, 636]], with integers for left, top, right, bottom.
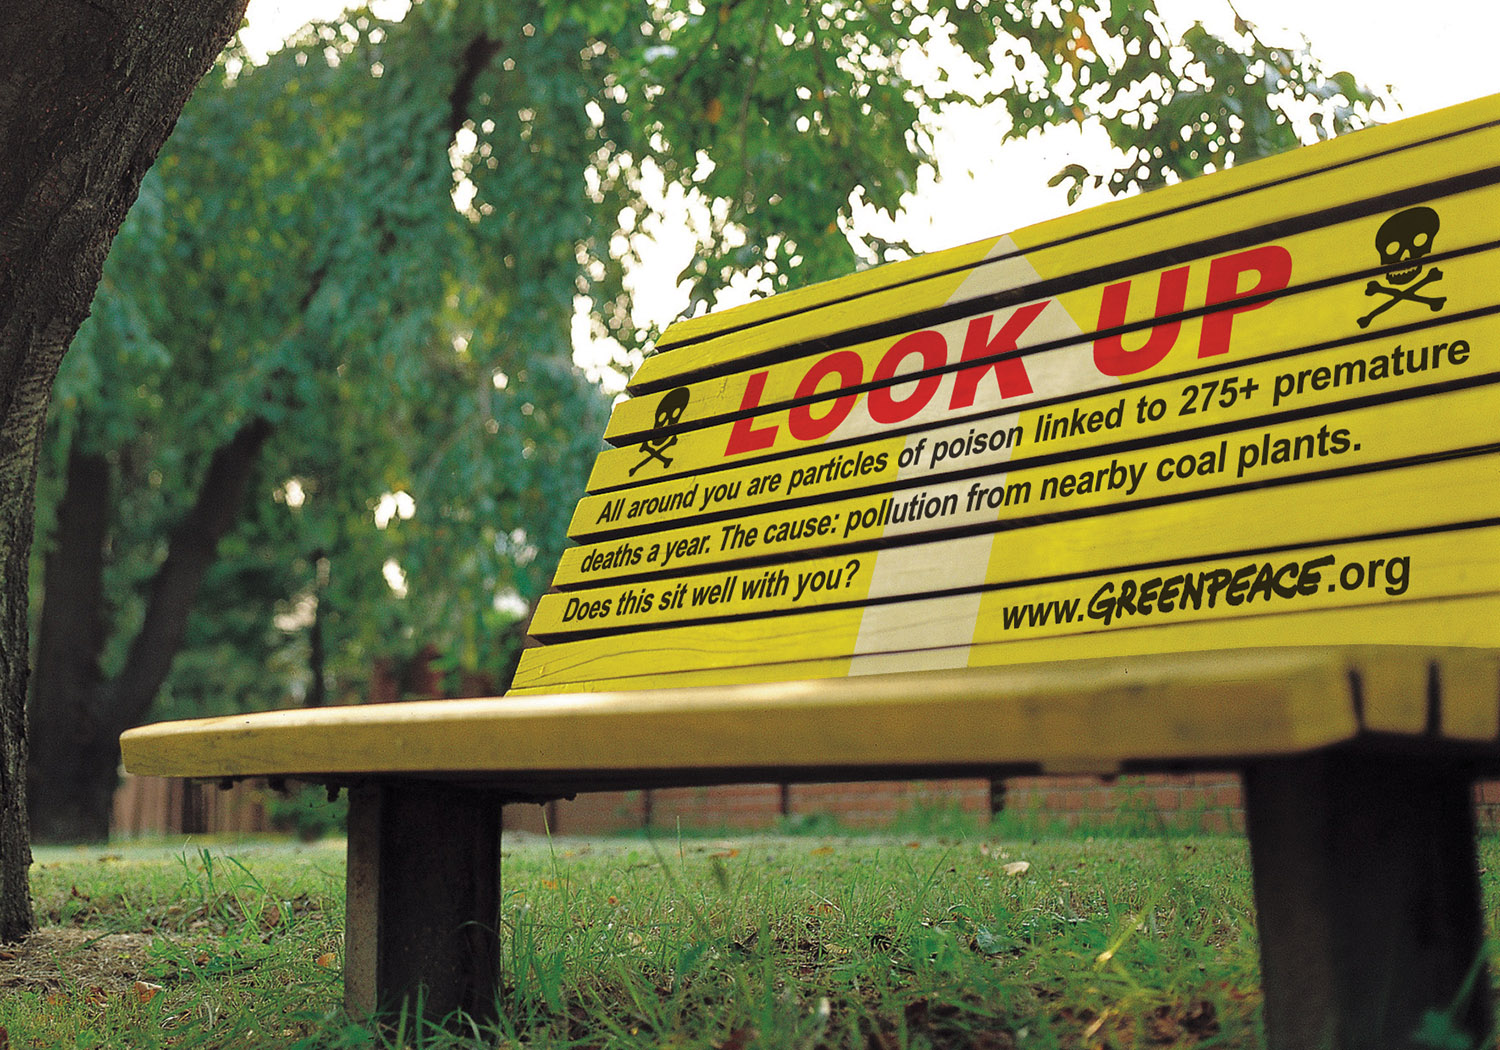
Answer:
[[1002, 860, 1031, 877], [710, 848, 740, 859], [1146, 1005, 1179, 1043], [809, 846, 835, 856], [315, 952, 338, 968], [133, 981, 164, 1004], [905, 999, 962, 1027], [607, 895, 619, 906], [972, 927, 1013, 955], [719, 1026, 754, 1050], [0, 1023, 8, 1049], [1181, 1000, 1219, 1038]]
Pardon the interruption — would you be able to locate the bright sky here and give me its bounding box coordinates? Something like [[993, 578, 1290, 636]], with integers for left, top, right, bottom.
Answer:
[[240, 0, 1500, 338], [887, 0, 1500, 253]]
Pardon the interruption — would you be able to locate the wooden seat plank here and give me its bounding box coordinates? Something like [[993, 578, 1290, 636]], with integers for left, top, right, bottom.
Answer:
[[121, 645, 1498, 785], [642, 96, 1500, 385]]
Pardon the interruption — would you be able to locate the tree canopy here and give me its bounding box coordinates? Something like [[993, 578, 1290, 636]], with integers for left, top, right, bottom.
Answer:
[[24, 0, 1382, 841]]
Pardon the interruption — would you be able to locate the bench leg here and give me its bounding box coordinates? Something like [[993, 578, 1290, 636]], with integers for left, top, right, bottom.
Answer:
[[344, 781, 503, 1024], [1243, 753, 1490, 1050]]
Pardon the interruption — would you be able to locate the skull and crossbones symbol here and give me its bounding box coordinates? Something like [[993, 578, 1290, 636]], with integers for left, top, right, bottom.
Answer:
[[630, 387, 690, 476], [1357, 206, 1447, 329]]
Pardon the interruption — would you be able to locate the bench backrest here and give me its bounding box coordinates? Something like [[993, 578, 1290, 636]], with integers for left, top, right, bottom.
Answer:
[[509, 93, 1500, 697]]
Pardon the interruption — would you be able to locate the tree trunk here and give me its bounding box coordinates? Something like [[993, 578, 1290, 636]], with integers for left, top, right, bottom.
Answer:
[[0, 0, 248, 937], [28, 417, 272, 843], [27, 444, 114, 842]]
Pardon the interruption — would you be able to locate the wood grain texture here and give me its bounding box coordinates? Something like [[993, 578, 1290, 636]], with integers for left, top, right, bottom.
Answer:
[[635, 106, 1500, 392], [122, 646, 1500, 784]]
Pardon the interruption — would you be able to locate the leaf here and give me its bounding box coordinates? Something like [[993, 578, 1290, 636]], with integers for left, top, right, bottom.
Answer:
[[719, 1028, 755, 1050], [315, 952, 337, 968], [1002, 860, 1031, 877], [1046, 162, 1089, 188], [133, 981, 164, 1003], [972, 927, 1013, 956]]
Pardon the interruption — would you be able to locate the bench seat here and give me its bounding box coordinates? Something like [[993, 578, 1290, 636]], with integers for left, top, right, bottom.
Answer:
[[121, 645, 1500, 791]]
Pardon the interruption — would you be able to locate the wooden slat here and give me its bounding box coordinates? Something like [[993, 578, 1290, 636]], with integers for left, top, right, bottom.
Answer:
[[512, 586, 1500, 697], [1439, 650, 1500, 741], [559, 445, 1500, 596], [634, 112, 1500, 392], [1351, 648, 1432, 735], [650, 95, 1500, 356], [555, 389, 1500, 628], [122, 646, 1417, 779], [575, 364, 1500, 545], [606, 187, 1500, 451]]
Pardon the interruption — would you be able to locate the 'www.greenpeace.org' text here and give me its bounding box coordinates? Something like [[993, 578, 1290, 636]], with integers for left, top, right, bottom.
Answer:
[[999, 553, 1411, 631]]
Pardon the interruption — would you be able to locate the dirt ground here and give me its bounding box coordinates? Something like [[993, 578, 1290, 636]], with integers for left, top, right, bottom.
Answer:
[[0, 927, 158, 999]]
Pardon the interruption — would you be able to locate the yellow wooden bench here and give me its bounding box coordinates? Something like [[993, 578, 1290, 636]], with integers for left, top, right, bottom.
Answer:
[[124, 93, 1500, 1048]]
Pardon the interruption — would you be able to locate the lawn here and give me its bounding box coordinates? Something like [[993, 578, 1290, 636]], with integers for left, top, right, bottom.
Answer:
[[1, 828, 1494, 1048]]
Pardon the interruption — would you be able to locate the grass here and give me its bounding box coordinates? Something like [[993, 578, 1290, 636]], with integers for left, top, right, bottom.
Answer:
[[0, 829, 1494, 1048]]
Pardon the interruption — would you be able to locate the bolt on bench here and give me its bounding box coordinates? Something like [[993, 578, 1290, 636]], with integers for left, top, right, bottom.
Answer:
[[125, 93, 1500, 1049]]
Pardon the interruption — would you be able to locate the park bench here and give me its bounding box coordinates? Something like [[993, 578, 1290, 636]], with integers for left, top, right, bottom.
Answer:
[[123, 92, 1500, 1048]]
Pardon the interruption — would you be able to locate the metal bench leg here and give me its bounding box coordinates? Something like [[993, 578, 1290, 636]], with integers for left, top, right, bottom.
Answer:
[[1244, 753, 1490, 1050], [344, 781, 503, 1024]]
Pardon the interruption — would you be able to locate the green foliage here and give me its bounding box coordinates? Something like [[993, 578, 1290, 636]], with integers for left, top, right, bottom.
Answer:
[[993, 2, 1381, 203], [36, 0, 1383, 721], [266, 785, 350, 842]]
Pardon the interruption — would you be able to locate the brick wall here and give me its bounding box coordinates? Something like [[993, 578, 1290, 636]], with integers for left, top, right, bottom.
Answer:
[[502, 774, 1238, 836], [113, 771, 1500, 839]]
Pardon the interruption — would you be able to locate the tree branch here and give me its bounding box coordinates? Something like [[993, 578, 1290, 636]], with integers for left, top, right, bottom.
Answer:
[[107, 416, 273, 729], [449, 34, 505, 137]]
